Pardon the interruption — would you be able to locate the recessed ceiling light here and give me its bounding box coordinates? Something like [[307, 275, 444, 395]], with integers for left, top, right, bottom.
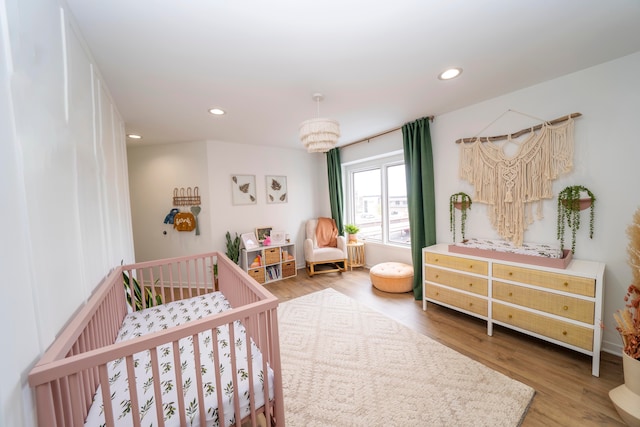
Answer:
[[438, 67, 462, 80], [208, 108, 226, 115], [127, 134, 142, 140]]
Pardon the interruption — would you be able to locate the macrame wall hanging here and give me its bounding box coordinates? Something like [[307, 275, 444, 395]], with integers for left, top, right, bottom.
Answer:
[[457, 110, 581, 246]]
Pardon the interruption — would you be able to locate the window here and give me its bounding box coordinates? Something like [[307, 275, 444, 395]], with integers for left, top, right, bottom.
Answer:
[[345, 153, 410, 245], [386, 164, 410, 244]]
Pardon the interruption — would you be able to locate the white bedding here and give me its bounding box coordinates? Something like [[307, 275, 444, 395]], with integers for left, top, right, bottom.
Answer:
[[454, 237, 564, 258], [84, 292, 273, 427]]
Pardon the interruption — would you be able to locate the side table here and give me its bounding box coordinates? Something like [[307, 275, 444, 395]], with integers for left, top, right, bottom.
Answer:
[[347, 242, 365, 270]]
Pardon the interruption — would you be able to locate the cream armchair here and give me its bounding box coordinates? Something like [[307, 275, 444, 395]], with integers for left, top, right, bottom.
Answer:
[[304, 218, 348, 276]]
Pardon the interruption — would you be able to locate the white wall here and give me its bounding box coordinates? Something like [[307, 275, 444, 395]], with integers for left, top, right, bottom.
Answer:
[[1, 0, 134, 425], [431, 52, 640, 355], [127, 140, 326, 266], [128, 141, 212, 260]]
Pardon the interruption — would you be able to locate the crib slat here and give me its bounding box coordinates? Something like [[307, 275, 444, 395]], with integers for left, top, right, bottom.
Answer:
[[57, 376, 73, 426], [228, 321, 242, 426], [260, 310, 272, 426], [149, 347, 166, 427], [49, 379, 62, 427], [214, 256, 220, 291], [76, 335, 91, 417], [194, 258, 200, 296], [86, 319, 97, 398], [197, 258, 204, 295], [271, 306, 285, 426], [204, 257, 209, 293], [125, 354, 141, 426], [98, 363, 115, 427], [35, 383, 57, 427], [191, 333, 207, 427], [172, 340, 188, 426], [212, 326, 225, 426], [68, 373, 85, 426], [186, 259, 193, 298], [158, 266, 167, 304], [244, 314, 257, 427], [139, 269, 147, 311], [168, 265, 175, 302], [177, 261, 184, 301], [262, 311, 273, 427], [148, 268, 156, 308]]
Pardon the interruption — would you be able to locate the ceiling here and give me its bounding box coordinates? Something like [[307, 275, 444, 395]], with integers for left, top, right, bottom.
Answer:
[[64, 0, 640, 150]]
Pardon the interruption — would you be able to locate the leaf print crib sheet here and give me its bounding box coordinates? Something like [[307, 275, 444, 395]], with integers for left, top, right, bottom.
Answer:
[[84, 292, 274, 427]]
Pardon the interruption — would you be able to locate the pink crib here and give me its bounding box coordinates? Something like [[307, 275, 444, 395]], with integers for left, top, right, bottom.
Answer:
[[28, 252, 284, 427]]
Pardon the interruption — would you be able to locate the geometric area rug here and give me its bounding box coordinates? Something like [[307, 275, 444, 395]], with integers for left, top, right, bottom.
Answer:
[[277, 289, 535, 427]]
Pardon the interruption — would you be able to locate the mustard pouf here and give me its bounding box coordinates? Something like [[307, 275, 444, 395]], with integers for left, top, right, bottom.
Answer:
[[370, 262, 413, 293]]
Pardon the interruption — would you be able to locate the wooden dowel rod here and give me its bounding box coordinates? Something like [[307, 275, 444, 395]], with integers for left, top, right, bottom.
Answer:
[[455, 112, 582, 144]]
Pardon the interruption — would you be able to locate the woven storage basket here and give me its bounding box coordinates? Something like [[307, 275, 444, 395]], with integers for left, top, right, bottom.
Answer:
[[264, 247, 280, 265], [282, 261, 296, 278], [248, 267, 265, 284]]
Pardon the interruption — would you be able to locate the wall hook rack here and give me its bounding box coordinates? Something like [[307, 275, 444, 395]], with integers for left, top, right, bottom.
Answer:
[[173, 187, 201, 206]]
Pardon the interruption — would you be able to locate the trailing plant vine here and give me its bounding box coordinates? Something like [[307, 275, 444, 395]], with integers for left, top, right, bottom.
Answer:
[[449, 192, 472, 242], [556, 185, 595, 253]]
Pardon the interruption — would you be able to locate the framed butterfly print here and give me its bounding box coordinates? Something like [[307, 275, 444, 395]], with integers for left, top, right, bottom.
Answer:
[[231, 174, 257, 205], [266, 175, 288, 204]]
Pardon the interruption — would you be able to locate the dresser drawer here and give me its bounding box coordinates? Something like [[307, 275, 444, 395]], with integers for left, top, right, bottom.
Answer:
[[426, 285, 488, 316], [493, 281, 595, 324], [492, 302, 593, 351], [492, 263, 595, 297], [425, 252, 488, 275], [425, 267, 488, 296]]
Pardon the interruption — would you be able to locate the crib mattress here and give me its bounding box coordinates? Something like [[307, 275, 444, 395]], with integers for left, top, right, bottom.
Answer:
[[84, 292, 273, 427]]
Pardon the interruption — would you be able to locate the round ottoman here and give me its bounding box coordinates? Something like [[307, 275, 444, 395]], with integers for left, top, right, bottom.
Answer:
[[370, 262, 413, 293]]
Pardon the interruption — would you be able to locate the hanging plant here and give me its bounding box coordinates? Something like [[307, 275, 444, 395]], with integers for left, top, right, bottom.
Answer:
[[449, 192, 472, 243], [556, 185, 595, 254]]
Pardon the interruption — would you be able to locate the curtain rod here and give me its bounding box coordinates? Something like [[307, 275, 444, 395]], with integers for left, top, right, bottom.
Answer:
[[340, 115, 434, 149], [455, 112, 582, 144]]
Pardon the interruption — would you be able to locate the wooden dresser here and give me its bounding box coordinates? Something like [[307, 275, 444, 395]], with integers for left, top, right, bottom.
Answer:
[[423, 243, 605, 376]]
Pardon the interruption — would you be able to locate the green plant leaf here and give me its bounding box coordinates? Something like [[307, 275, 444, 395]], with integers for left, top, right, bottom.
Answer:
[[123, 271, 162, 311]]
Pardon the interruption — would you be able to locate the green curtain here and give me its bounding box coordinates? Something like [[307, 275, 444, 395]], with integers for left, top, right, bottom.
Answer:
[[326, 148, 344, 235], [402, 117, 436, 300]]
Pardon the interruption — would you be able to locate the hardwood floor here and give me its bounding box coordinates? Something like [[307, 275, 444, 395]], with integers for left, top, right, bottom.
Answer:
[[264, 268, 626, 427]]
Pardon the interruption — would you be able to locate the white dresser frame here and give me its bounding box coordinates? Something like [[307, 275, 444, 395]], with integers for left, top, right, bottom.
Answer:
[[423, 243, 605, 376]]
